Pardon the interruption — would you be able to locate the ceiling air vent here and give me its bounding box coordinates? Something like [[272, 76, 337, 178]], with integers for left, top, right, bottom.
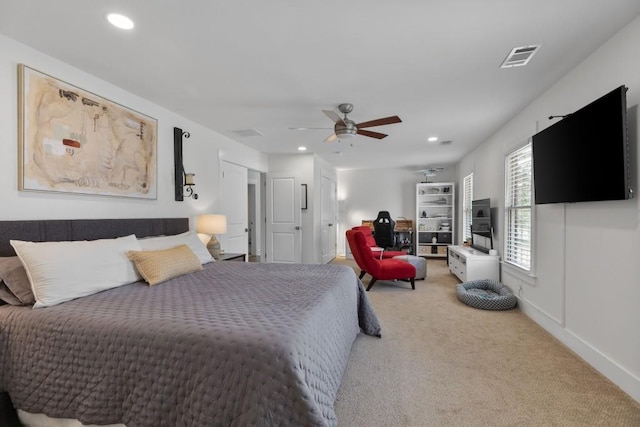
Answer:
[[500, 45, 541, 68], [232, 128, 263, 137]]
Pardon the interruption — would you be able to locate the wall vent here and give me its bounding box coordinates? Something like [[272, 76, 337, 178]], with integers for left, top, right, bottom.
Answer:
[[232, 128, 263, 137], [500, 45, 541, 68]]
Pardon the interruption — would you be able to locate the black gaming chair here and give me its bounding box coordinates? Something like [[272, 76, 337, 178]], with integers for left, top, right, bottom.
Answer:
[[373, 211, 396, 249]]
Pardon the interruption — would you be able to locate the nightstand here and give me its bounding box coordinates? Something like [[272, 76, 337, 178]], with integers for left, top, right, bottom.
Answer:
[[217, 253, 246, 262]]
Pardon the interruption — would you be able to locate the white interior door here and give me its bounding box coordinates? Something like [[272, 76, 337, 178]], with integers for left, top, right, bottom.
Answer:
[[220, 161, 248, 256], [321, 175, 337, 263], [266, 172, 301, 263]]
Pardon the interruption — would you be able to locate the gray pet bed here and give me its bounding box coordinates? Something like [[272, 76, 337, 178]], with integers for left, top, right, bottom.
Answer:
[[456, 279, 517, 310]]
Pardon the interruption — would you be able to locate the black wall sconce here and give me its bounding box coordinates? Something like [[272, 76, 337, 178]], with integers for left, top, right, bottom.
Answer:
[[174, 127, 198, 201]]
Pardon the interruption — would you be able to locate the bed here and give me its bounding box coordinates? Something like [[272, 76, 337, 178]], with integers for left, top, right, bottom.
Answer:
[[0, 218, 381, 426]]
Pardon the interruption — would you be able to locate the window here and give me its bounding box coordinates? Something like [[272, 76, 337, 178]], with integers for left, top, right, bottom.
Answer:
[[504, 143, 532, 271], [462, 173, 473, 242]]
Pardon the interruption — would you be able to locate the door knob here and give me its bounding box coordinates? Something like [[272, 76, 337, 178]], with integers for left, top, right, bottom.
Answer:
[[328, 223, 333, 227], [245, 228, 249, 232], [295, 226, 301, 230]]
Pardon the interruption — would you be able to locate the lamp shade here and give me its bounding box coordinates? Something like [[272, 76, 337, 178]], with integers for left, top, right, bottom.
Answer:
[[197, 214, 227, 235]]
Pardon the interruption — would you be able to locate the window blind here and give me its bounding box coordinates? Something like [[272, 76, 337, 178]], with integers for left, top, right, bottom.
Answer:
[[504, 143, 532, 270], [462, 173, 473, 242]]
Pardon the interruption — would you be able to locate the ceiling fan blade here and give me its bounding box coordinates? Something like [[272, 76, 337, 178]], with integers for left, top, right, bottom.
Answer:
[[324, 133, 338, 143], [357, 129, 387, 139], [356, 115, 402, 128], [322, 110, 346, 126]]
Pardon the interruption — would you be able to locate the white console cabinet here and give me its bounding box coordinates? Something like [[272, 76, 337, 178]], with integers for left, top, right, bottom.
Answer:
[[448, 245, 499, 282]]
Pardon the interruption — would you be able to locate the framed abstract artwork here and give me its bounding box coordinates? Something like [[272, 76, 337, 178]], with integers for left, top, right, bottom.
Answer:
[[18, 64, 158, 199]]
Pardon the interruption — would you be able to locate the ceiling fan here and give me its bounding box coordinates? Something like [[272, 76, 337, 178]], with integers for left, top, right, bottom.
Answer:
[[302, 103, 401, 142], [416, 167, 445, 182]]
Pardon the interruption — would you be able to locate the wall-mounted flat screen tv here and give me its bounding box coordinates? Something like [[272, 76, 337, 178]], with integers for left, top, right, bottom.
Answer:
[[471, 198, 492, 253], [471, 198, 491, 237], [532, 85, 633, 204]]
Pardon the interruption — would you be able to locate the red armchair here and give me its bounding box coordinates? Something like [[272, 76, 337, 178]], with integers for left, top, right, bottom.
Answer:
[[346, 229, 416, 291], [351, 226, 406, 259]]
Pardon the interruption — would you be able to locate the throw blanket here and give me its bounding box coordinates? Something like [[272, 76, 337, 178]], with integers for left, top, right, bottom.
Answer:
[[0, 262, 380, 426]]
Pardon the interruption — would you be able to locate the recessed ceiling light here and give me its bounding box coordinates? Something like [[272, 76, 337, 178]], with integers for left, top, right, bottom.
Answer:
[[298, 146, 307, 151], [107, 13, 134, 30], [427, 136, 438, 143]]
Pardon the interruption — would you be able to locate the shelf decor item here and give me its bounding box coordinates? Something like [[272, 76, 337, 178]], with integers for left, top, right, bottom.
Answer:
[[18, 64, 157, 199]]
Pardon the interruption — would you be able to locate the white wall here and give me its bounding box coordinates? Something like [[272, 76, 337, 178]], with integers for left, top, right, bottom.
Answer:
[[247, 170, 262, 258], [457, 15, 640, 400], [314, 155, 338, 263], [0, 35, 267, 228], [337, 166, 456, 255]]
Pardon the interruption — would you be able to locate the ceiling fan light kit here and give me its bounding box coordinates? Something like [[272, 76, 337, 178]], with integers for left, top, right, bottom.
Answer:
[[335, 124, 357, 139]]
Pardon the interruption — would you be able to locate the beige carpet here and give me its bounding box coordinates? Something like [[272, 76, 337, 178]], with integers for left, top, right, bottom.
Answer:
[[332, 257, 640, 426]]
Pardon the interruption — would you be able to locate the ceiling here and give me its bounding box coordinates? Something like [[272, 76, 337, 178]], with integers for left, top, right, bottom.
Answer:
[[1, 1, 639, 171]]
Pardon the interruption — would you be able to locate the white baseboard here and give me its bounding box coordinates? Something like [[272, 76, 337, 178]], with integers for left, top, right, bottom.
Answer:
[[517, 297, 640, 403]]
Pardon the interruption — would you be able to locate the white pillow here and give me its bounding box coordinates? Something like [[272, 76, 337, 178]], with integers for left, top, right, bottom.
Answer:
[[138, 231, 214, 264], [11, 234, 142, 308]]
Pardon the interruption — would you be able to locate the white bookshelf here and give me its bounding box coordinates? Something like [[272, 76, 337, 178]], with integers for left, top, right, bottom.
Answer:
[[416, 182, 454, 258]]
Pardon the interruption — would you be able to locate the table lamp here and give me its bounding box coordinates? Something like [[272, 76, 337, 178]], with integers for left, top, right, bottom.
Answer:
[[197, 214, 227, 259]]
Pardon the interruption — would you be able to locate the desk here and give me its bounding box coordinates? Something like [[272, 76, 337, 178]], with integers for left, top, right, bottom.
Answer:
[[217, 253, 246, 262], [361, 219, 414, 254]]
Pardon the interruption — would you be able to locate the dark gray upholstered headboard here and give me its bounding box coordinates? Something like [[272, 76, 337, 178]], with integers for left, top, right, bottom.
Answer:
[[0, 218, 189, 257]]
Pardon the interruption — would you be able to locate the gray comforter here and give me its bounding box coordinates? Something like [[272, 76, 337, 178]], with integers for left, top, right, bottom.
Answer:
[[0, 262, 380, 426]]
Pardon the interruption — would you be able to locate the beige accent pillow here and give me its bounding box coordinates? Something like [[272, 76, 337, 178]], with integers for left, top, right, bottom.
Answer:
[[128, 244, 203, 286], [138, 231, 214, 264], [0, 256, 35, 305]]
